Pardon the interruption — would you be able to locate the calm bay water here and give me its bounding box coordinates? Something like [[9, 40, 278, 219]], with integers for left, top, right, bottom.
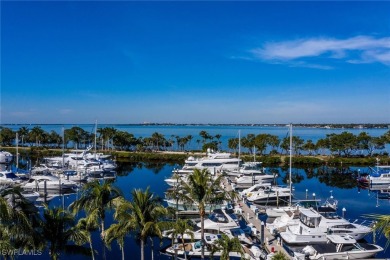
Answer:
[[16, 162, 390, 259]]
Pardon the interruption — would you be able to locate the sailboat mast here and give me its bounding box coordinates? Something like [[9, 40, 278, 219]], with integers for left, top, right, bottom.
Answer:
[[16, 133, 19, 169], [289, 123, 293, 206], [238, 130, 241, 171], [94, 120, 97, 159], [238, 130, 241, 159], [62, 127, 65, 170]]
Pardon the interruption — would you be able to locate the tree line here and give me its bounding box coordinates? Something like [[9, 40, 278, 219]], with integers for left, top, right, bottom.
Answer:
[[1, 126, 389, 157]]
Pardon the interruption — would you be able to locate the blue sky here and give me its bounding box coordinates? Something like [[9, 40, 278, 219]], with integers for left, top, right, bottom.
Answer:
[[1, 1, 389, 124]]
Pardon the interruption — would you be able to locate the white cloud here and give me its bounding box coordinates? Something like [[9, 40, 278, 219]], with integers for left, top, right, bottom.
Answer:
[[251, 36, 390, 68]]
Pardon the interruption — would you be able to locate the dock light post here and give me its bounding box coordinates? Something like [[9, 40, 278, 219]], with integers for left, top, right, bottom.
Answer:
[[342, 207, 346, 218], [306, 189, 308, 199], [313, 193, 316, 201]]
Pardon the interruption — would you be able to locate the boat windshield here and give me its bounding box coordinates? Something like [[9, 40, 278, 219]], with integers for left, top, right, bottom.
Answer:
[[5, 172, 18, 179], [209, 213, 227, 223], [299, 213, 321, 228]]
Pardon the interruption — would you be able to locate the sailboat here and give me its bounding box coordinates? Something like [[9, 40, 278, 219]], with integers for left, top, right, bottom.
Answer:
[[266, 123, 295, 216]]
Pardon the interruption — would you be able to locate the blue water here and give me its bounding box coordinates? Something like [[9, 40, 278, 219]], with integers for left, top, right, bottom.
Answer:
[[15, 162, 390, 259]]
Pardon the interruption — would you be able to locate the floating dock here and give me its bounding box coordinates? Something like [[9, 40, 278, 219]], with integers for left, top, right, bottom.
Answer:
[[222, 176, 291, 258]]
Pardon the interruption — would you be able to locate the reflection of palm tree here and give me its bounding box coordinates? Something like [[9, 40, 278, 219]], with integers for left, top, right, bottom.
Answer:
[[42, 207, 90, 260], [130, 187, 168, 260], [210, 234, 244, 260], [180, 168, 226, 259], [70, 180, 122, 260]]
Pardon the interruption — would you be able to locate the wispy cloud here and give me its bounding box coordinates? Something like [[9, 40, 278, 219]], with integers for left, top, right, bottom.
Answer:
[[251, 36, 390, 68]]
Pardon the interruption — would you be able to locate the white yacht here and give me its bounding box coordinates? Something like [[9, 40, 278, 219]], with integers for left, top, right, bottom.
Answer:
[[234, 174, 275, 187], [267, 208, 300, 232], [358, 165, 390, 186], [23, 174, 78, 191], [0, 170, 23, 186], [198, 208, 240, 231], [280, 207, 372, 245], [293, 234, 383, 260], [165, 198, 227, 212], [0, 151, 13, 164], [59, 170, 88, 182], [225, 161, 264, 177], [21, 190, 40, 202], [240, 183, 290, 197], [266, 193, 337, 218], [31, 164, 57, 175], [175, 150, 242, 174], [165, 234, 248, 259], [245, 186, 292, 205]]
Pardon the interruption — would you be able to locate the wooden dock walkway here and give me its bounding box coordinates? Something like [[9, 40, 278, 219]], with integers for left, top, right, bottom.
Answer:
[[222, 177, 291, 259]]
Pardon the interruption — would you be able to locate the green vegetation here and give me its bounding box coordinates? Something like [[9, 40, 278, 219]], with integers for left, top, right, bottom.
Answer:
[[210, 234, 244, 260], [1, 126, 389, 167], [179, 168, 228, 259]]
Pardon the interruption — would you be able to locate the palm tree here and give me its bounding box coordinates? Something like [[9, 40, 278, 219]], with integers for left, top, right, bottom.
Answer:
[[28, 126, 45, 147], [0, 187, 43, 254], [180, 168, 227, 259], [270, 251, 290, 260], [70, 180, 122, 260], [164, 218, 194, 260], [365, 214, 390, 249], [129, 187, 169, 260], [17, 126, 29, 146], [165, 173, 187, 220], [210, 234, 244, 260], [76, 217, 99, 260], [42, 206, 90, 260], [104, 197, 136, 260]]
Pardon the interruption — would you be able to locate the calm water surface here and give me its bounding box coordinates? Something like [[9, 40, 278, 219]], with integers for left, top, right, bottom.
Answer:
[[17, 162, 390, 259]]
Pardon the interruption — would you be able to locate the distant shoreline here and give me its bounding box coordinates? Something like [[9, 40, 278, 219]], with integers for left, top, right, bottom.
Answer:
[[2, 123, 389, 129]]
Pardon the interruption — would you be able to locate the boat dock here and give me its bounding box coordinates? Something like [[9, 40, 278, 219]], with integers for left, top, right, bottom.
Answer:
[[222, 176, 291, 258]]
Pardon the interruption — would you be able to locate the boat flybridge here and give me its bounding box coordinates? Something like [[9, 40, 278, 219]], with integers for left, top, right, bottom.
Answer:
[[280, 207, 372, 245], [174, 149, 242, 175]]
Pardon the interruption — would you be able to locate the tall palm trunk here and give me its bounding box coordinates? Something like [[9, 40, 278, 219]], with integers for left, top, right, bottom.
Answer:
[[101, 220, 106, 260], [200, 209, 205, 259], [121, 245, 124, 260], [181, 237, 187, 260], [150, 237, 155, 260], [89, 237, 95, 260], [141, 239, 145, 260]]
